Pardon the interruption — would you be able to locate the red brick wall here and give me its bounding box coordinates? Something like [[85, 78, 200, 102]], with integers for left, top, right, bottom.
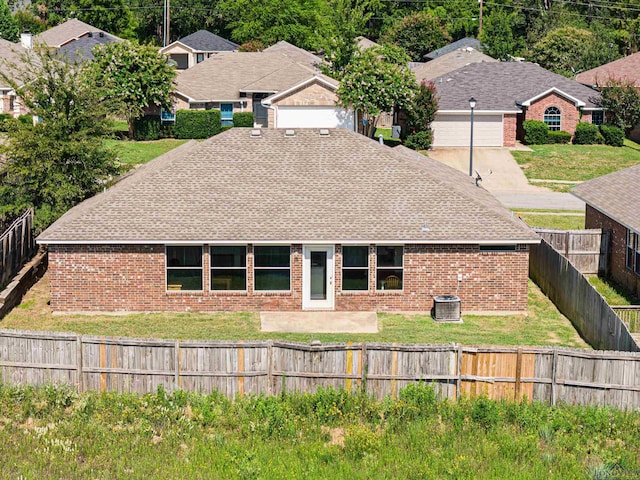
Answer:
[[585, 205, 640, 297], [48, 243, 530, 313], [525, 92, 581, 136], [503, 113, 517, 147]]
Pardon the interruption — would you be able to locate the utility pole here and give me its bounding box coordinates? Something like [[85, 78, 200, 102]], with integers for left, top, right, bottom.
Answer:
[[478, 0, 483, 37], [163, 0, 170, 47]]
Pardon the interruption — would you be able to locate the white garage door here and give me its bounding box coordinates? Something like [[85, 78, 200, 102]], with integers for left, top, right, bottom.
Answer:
[[277, 106, 355, 130], [432, 113, 503, 147]]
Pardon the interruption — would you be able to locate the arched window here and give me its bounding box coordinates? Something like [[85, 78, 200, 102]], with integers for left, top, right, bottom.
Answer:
[[543, 107, 561, 131]]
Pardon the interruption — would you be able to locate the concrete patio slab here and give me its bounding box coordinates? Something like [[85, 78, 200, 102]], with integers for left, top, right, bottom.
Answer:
[[261, 311, 379, 333]]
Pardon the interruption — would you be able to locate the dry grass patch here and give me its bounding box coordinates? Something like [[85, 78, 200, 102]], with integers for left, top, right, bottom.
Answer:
[[2, 272, 588, 348]]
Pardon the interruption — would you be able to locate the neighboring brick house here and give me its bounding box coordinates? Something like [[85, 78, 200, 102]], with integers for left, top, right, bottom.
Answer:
[[572, 164, 640, 298], [37, 129, 540, 314], [430, 62, 603, 147], [576, 52, 640, 142], [173, 52, 354, 129], [0, 39, 34, 117], [159, 30, 238, 70]]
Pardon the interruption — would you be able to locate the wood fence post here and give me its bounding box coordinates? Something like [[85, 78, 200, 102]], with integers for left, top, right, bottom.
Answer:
[[345, 342, 353, 392], [237, 341, 245, 397], [99, 341, 107, 392], [361, 343, 368, 394], [174, 340, 180, 391], [266, 341, 273, 396], [515, 347, 523, 401], [76, 335, 83, 393], [551, 349, 558, 406], [456, 344, 463, 400], [391, 344, 398, 400], [564, 231, 570, 258]]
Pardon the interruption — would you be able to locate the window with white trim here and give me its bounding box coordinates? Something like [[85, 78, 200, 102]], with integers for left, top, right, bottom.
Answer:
[[376, 246, 403, 290], [544, 106, 561, 131], [591, 110, 604, 126], [166, 246, 203, 290], [210, 245, 247, 291], [254, 246, 291, 291], [342, 246, 369, 291], [196, 53, 205, 63]]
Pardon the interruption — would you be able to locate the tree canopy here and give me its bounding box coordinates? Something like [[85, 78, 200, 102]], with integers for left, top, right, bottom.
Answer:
[[87, 41, 176, 138], [381, 12, 450, 62], [595, 79, 640, 135], [0, 0, 19, 42]]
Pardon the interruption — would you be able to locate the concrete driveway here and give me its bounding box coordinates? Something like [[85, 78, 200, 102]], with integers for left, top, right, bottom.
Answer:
[[427, 147, 585, 210]]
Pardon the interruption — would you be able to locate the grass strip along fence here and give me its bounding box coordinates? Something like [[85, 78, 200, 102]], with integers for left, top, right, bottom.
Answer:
[[2, 329, 640, 410]]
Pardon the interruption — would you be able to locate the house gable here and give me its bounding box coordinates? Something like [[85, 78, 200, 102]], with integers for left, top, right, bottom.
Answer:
[[524, 91, 582, 135], [269, 79, 338, 107]]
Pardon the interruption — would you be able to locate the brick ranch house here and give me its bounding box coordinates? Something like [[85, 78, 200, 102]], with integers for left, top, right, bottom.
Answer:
[[37, 128, 539, 314], [172, 50, 353, 130], [429, 62, 604, 147], [0, 39, 32, 117], [572, 164, 640, 298]]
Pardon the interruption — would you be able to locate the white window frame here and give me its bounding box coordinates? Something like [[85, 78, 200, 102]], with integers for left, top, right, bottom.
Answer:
[[341, 245, 370, 292], [253, 245, 292, 292], [544, 106, 562, 131], [165, 245, 204, 292], [375, 245, 404, 292], [210, 245, 248, 292]]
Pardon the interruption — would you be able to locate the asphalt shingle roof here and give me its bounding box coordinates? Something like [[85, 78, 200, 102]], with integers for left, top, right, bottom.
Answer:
[[37, 129, 539, 245], [425, 38, 482, 60], [34, 19, 108, 48], [57, 32, 120, 62], [434, 62, 601, 111], [571, 164, 640, 232], [413, 48, 497, 83], [175, 52, 329, 101], [576, 52, 640, 87], [0, 38, 38, 88], [263, 41, 322, 68], [176, 30, 238, 52]]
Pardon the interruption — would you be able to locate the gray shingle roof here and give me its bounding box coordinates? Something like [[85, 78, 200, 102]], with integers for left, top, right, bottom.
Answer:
[[434, 62, 601, 111], [263, 41, 322, 68], [57, 32, 120, 62], [571, 164, 640, 232], [176, 30, 238, 52], [425, 38, 481, 60], [34, 19, 109, 48], [0, 38, 38, 88], [37, 129, 539, 245], [413, 48, 497, 83], [175, 52, 325, 101]]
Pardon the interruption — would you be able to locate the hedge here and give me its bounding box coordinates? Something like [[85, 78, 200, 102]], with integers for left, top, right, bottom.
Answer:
[[175, 110, 221, 139], [404, 130, 433, 150], [17, 114, 32, 126], [233, 112, 254, 127], [573, 122, 601, 145], [522, 120, 548, 145], [0, 113, 12, 132], [134, 115, 162, 140], [599, 124, 625, 147], [547, 130, 571, 144]]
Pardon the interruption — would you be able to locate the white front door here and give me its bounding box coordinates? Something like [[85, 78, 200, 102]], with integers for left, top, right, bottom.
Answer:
[[302, 245, 335, 310]]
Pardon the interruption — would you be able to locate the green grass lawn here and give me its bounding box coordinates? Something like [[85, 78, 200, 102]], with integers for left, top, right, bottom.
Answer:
[[514, 210, 585, 230], [2, 273, 588, 348], [104, 138, 187, 167], [513, 140, 640, 182], [588, 276, 640, 306], [1, 383, 638, 479]]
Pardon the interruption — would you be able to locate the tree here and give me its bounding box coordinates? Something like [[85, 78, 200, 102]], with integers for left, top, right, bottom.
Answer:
[[0, 51, 118, 231], [0, 0, 19, 42], [404, 80, 438, 150], [528, 26, 619, 77], [337, 46, 416, 138], [480, 8, 522, 60], [380, 12, 451, 62], [595, 78, 640, 135], [12, 9, 48, 35], [69, 0, 138, 39], [217, 0, 325, 50], [318, 0, 371, 79], [87, 41, 176, 139]]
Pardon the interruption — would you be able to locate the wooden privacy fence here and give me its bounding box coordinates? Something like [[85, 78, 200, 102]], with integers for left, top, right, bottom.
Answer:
[[533, 228, 609, 275], [612, 306, 640, 334], [530, 239, 639, 352], [3, 329, 640, 409], [0, 209, 36, 290]]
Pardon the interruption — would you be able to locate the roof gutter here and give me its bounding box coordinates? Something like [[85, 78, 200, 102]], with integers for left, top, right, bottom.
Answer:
[[570, 194, 639, 234]]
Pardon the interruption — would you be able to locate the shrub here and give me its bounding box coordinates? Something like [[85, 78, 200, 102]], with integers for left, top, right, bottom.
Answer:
[[0, 113, 13, 131], [573, 122, 600, 144], [547, 130, 571, 144], [404, 130, 433, 150], [17, 114, 33, 126], [133, 115, 161, 140], [599, 124, 625, 147], [174, 109, 221, 139], [523, 120, 548, 145], [233, 111, 254, 127]]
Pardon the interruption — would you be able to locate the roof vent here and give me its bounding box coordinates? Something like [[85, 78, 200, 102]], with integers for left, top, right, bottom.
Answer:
[[88, 32, 93, 38], [319, 129, 330, 136], [251, 129, 261, 137], [285, 129, 295, 137], [99, 32, 104, 38]]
